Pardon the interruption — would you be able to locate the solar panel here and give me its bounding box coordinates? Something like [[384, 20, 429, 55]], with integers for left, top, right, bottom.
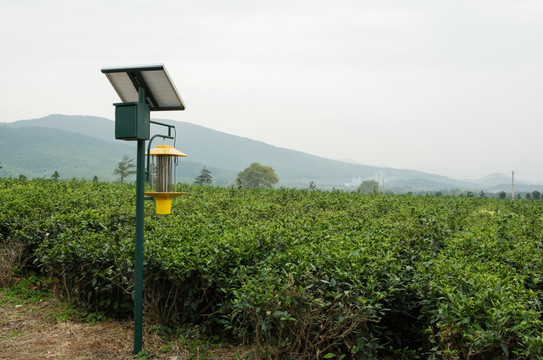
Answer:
[[101, 64, 185, 111]]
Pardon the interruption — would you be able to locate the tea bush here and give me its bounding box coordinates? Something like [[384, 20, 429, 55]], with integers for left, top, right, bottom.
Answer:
[[2, 178, 543, 358]]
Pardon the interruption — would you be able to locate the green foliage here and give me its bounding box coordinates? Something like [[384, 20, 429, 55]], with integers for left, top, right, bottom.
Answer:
[[2, 178, 543, 358], [236, 162, 279, 189], [357, 180, 379, 194], [113, 154, 136, 183], [134, 349, 158, 359], [0, 275, 53, 304], [193, 166, 213, 185]]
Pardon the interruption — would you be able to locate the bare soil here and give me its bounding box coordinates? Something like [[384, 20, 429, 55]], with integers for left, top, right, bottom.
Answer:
[[0, 293, 248, 360]]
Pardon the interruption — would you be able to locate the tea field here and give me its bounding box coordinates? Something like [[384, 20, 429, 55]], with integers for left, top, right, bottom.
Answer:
[[1, 178, 543, 359]]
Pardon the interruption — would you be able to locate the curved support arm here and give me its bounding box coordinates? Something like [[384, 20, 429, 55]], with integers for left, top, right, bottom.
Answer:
[[146, 134, 174, 181], [150, 120, 177, 147]]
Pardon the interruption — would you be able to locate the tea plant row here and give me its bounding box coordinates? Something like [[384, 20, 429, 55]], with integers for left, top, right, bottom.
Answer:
[[1, 178, 543, 359]]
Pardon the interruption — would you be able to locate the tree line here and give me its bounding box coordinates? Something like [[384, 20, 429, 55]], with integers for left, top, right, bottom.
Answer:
[[11, 153, 542, 197], [112, 155, 279, 189]]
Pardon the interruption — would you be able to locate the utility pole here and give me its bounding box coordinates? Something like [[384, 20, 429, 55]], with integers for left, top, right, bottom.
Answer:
[[512, 171, 515, 200]]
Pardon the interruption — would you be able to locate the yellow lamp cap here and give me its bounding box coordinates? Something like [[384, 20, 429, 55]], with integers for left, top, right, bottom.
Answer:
[[149, 144, 188, 157]]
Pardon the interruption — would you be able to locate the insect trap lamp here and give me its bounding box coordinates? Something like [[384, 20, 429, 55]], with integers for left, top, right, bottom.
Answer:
[[102, 63, 188, 355], [145, 143, 187, 214]]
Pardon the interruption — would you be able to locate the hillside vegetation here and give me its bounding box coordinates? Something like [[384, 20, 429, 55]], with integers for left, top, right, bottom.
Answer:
[[2, 178, 543, 359], [2, 114, 513, 191]]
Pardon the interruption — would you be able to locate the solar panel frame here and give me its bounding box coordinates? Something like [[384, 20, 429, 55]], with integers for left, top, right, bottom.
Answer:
[[101, 64, 185, 111]]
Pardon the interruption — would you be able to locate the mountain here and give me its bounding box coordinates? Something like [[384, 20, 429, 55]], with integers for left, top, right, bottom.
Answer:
[[2, 114, 542, 193], [475, 173, 513, 187], [0, 122, 131, 181]]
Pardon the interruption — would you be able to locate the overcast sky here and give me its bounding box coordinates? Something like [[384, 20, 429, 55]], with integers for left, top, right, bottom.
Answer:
[[1, 0, 542, 179]]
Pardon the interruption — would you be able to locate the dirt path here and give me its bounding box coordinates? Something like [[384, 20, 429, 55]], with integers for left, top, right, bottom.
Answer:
[[0, 294, 247, 360]]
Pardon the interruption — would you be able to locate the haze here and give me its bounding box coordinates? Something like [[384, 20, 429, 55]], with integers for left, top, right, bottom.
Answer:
[[1, 0, 542, 180]]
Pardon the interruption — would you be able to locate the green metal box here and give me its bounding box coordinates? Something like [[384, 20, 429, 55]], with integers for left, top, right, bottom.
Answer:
[[114, 102, 150, 140]]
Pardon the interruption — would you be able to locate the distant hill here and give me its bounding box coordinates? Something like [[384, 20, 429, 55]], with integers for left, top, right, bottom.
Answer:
[[475, 173, 513, 187], [1, 116, 227, 184], [0, 125, 130, 180], [2, 114, 542, 193]]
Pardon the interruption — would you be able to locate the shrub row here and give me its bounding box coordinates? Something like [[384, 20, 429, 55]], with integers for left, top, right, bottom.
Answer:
[[2, 178, 543, 358]]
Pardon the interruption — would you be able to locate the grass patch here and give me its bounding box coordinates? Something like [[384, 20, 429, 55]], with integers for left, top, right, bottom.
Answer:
[[0, 275, 52, 305]]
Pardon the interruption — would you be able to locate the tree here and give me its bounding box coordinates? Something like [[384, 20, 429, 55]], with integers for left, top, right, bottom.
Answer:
[[51, 171, 60, 181], [236, 162, 279, 189], [194, 167, 213, 185], [532, 190, 541, 200], [357, 180, 379, 194], [114, 155, 136, 183], [499, 191, 507, 199]]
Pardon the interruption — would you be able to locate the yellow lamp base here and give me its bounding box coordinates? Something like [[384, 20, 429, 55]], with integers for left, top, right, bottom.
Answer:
[[145, 192, 187, 215]]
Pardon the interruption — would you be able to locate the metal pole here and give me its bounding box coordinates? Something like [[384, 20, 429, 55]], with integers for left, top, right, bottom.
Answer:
[[133, 87, 146, 355]]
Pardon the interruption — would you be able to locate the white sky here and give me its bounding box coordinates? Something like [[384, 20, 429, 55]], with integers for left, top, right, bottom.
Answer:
[[1, 0, 542, 179]]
